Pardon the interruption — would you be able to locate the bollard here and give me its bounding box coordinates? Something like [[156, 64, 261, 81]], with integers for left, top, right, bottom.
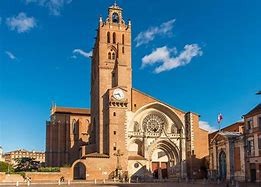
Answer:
[[113, 177, 116, 182], [103, 179, 105, 183], [128, 178, 131, 183], [27, 181, 30, 186], [58, 179, 61, 185], [136, 177, 138, 183], [94, 179, 97, 184], [236, 181, 239, 187], [16, 181, 19, 187], [68, 179, 70, 185]]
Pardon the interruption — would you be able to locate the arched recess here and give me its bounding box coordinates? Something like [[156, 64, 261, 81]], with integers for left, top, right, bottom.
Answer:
[[219, 151, 226, 180], [148, 140, 180, 164], [73, 161, 86, 180], [107, 32, 110, 43], [113, 32, 116, 44], [107, 45, 117, 60], [130, 102, 184, 132], [148, 140, 180, 179]]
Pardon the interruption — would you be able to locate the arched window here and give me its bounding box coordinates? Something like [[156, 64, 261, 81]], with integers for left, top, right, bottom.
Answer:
[[171, 124, 177, 134], [113, 32, 116, 44], [112, 52, 115, 60], [72, 119, 77, 135], [107, 32, 110, 43], [122, 34, 124, 44], [134, 122, 139, 132], [108, 52, 111, 59]]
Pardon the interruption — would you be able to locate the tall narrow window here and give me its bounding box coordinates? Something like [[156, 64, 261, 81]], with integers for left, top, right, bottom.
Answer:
[[108, 52, 111, 59], [259, 117, 261, 130], [122, 47, 124, 54], [122, 34, 124, 44], [113, 32, 116, 44], [107, 32, 110, 43], [112, 52, 115, 60]]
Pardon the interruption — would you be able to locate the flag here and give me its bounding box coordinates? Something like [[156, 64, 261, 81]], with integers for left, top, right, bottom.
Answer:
[[217, 113, 223, 124]]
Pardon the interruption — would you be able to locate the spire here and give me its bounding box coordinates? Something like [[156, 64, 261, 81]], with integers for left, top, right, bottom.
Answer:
[[114, 0, 117, 6]]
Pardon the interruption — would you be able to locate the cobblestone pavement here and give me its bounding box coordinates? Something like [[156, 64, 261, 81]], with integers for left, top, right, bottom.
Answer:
[[0, 181, 260, 187]]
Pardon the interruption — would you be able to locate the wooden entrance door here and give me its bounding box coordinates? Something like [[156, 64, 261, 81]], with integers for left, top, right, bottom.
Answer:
[[152, 162, 159, 179], [161, 162, 168, 179]]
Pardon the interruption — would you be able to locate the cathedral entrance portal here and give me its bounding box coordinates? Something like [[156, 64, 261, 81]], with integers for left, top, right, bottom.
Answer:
[[73, 162, 86, 180], [149, 140, 180, 180]]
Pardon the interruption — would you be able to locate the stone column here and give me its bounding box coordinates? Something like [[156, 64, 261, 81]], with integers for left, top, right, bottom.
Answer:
[[228, 139, 235, 181]]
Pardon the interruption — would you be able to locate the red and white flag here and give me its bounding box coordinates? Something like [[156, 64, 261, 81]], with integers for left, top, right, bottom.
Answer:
[[217, 113, 223, 124]]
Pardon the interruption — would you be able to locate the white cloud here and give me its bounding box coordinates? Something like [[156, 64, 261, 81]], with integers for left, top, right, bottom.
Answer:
[[6, 12, 36, 33], [5, 51, 17, 60], [25, 0, 72, 16], [141, 44, 202, 73], [134, 19, 175, 47], [199, 121, 217, 133], [72, 49, 92, 58]]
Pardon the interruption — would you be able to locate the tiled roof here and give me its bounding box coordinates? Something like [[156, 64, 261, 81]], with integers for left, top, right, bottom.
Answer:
[[51, 106, 90, 115]]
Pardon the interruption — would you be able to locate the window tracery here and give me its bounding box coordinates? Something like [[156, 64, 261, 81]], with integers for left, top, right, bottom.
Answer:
[[142, 113, 166, 133]]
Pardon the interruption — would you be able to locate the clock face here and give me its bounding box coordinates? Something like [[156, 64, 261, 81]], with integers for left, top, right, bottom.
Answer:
[[113, 88, 124, 100]]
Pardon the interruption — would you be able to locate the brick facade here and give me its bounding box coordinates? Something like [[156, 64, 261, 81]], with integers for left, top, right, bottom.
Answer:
[[45, 3, 209, 181]]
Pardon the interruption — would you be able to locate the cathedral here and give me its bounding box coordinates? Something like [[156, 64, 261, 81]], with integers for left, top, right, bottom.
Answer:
[[46, 3, 208, 180]]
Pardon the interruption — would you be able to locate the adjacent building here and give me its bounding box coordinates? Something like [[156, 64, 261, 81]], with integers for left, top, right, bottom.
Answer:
[[45, 3, 209, 180], [4, 149, 45, 165], [208, 103, 261, 182], [208, 122, 245, 181], [243, 104, 261, 182], [0, 146, 4, 162]]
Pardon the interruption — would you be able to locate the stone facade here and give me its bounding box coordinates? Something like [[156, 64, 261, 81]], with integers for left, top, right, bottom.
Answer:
[[0, 146, 4, 162], [208, 122, 246, 182], [45, 3, 209, 181], [4, 149, 45, 165], [243, 104, 261, 182]]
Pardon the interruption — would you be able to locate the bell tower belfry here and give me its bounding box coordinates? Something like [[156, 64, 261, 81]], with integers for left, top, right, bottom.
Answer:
[[90, 2, 132, 163]]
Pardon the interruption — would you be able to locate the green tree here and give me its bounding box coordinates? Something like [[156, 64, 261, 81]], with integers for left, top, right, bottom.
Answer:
[[0, 161, 14, 173], [14, 157, 40, 172]]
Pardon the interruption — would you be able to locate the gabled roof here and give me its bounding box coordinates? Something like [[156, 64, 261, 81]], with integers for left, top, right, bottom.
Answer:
[[244, 104, 261, 118], [132, 88, 197, 116], [51, 106, 90, 115]]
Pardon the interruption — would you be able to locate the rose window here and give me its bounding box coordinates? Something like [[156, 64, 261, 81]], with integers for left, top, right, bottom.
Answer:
[[142, 113, 166, 133]]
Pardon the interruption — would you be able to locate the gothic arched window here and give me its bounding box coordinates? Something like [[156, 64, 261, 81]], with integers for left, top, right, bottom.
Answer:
[[113, 32, 116, 44], [133, 122, 139, 132], [122, 34, 124, 44], [171, 124, 177, 134], [107, 32, 110, 43], [112, 52, 115, 60], [108, 52, 111, 59], [72, 119, 77, 135]]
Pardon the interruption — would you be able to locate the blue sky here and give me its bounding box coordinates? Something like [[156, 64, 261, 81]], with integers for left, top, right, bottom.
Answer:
[[0, 0, 260, 152]]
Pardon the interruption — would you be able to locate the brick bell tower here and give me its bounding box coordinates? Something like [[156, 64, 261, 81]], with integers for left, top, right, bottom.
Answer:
[[90, 2, 132, 168]]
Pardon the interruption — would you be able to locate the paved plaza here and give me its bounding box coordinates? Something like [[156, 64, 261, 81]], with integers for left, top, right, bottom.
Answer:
[[0, 181, 261, 187]]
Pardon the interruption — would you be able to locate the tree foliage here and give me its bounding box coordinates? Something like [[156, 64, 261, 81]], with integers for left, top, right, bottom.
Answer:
[[0, 161, 14, 173], [14, 157, 40, 172]]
